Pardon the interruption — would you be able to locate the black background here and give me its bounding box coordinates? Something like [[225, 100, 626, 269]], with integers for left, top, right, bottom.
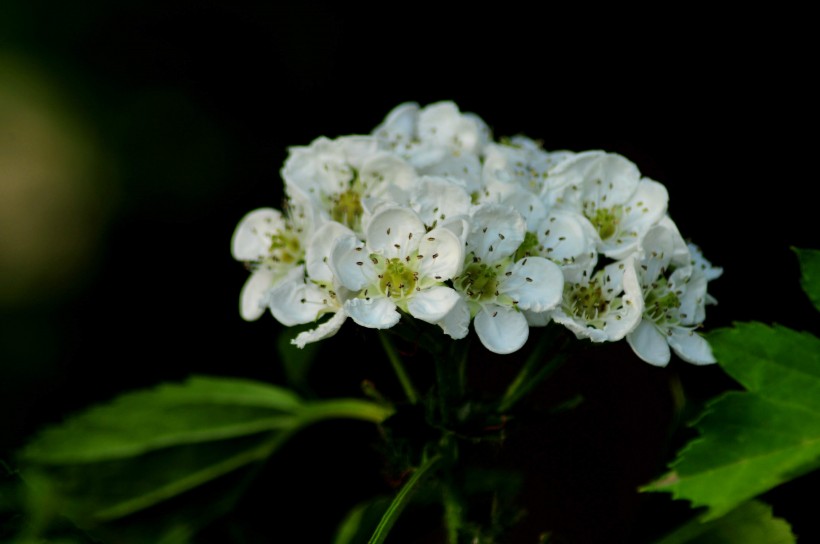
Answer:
[[1, 3, 817, 543]]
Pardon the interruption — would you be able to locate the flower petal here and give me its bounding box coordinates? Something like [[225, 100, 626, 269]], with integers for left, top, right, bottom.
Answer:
[[500, 257, 564, 313], [468, 204, 526, 261], [417, 226, 464, 283], [292, 310, 348, 349], [239, 267, 276, 321], [331, 234, 373, 292], [626, 320, 671, 367], [407, 285, 460, 323], [474, 305, 529, 354], [231, 208, 285, 261], [344, 297, 401, 329], [437, 297, 470, 339], [306, 221, 355, 283], [366, 207, 425, 260], [668, 329, 717, 365]]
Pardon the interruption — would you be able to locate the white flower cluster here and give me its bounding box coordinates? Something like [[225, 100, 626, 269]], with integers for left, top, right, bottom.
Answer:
[[232, 101, 722, 365]]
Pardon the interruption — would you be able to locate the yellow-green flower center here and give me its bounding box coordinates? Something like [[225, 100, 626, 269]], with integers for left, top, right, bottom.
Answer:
[[331, 189, 364, 231], [455, 262, 499, 302], [379, 257, 417, 298], [268, 232, 301, 264], [566, 281, 609, 321], [644, 277, 681, 323], [585, 205, 623, 240]]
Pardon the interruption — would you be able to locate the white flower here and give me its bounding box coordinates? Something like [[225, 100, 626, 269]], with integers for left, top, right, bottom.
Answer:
[[552, 151, 668, 260], [449, 204, 564, 354], [551, 257, 644, 342], [372, 101, 491, 170], [267, 221, 355, 347], [331, 206, 464, 330], [231, 205, 309, 321], [281, 135, 416, 236], [626, 221, 722, 366], [482, 136, 575, 207]]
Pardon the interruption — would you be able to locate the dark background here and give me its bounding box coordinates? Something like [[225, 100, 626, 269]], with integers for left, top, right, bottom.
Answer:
[[1, 3, 816, 543]]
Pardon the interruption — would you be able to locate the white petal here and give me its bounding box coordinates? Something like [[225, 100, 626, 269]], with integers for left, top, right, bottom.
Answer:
[[474, 305, 529, 354], [366, 207, 426, 260], [268, 271, 326, 326], [604, 178, 669, 259], [417, 226, 464, 282], [331, 234, 373, 292], [537, 209, 598, 282], [360, 153, 417, 195], [668, 329, 717, 365], [410, 176, 472, 228], [344, 297, 401, 329], [231, 208, 285, 261], [239, 268, 276, 321], [306, 221, 355, 283], [468, 204, 526, 261], [524, 309, 552, 327], [407, 285, 460, 323], [437, 297, 471, 339], [626, 320, 671, 367], [292, 310, 348, 349], [420, 154, 483, 194], [373, 102, 419, 144], [603, 258, 644, 340], [500, 257, 564, 312]]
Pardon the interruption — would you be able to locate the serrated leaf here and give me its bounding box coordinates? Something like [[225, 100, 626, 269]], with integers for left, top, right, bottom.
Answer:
[[653, 500, 794, 544], [645, 322, 820, 519], [709, 323, 820, 411], [793, 246, 820, 313]]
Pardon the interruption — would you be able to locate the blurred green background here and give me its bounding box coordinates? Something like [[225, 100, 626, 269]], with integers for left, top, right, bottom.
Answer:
[[1, 2, 816, 542]]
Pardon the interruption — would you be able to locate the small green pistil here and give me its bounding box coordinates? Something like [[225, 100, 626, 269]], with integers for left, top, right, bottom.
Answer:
[[331, 189, 364, 229], [456, 263, 499, 302], [269, 233, 301, 264], [568, 282, 609, 320], [380, 258, 417, 298], [586, 205, 622, 240], [514, 231, 540, 262]]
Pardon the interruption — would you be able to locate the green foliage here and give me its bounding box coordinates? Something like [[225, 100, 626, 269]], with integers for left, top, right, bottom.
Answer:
[[653, 500, 794, 544], [14, 375, 392, 542], [646, 247, 820, 523], [793, 247, 820, 313]]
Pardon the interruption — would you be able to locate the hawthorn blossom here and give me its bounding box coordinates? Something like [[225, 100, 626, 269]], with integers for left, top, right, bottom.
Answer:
[[446, 204, 564, 354], [551, 257, 644, 342], [267, 221, 355, 348], [331, 206, 464, 331], [551, 151, 668, 259], [626, 220, 722, 366], [230, 196, 313, 321], [372, 101, 491, 188], [281, 135, 416, 236]]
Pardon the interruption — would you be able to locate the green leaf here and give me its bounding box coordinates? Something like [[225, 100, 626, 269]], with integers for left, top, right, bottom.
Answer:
[[332, 497, 391, 544], [793, 246, 820, 313], [21, 376, 303, 464], [653, 500, 794, 544], [645, 322, 820, 519], [17, 375, 393, 539]]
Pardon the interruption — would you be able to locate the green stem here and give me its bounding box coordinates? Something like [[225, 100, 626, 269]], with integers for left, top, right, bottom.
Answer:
[[442, 484, 463, 544], [435, 341, 469, 426], [368, 453, 443, 544], [379, 331, 419, 405], [302, 398, 395, 424], [497, 328, 571, 414]]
